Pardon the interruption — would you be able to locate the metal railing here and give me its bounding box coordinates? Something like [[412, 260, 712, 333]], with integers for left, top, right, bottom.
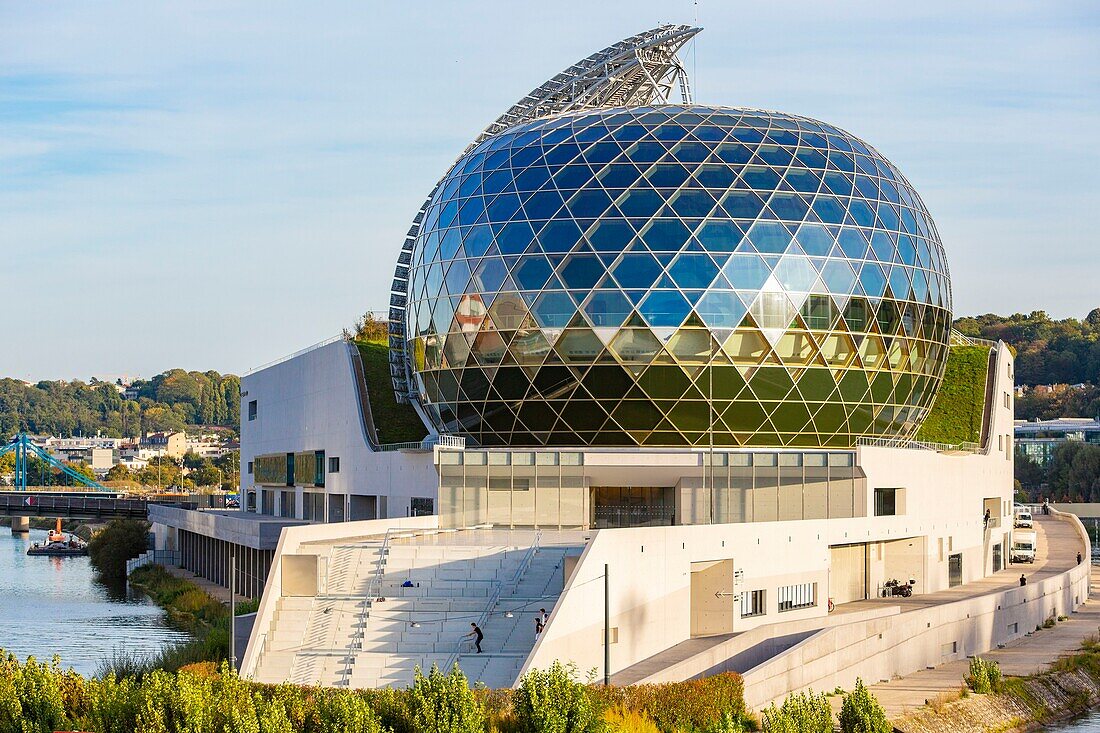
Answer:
[[376, 434, 466, 452], [856, 436, 981, 453], [443, 531, 541, 673], [244, 334, 345, 376], [126, 550, 180, 574], [949, 329, 997, 348]]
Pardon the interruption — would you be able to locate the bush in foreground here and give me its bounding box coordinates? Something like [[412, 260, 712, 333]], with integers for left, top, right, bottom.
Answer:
[[838, 679, 890, 733], [964, 656, 1003, 694], [761, 689, 832, 732], [512, 661, 598, 733], [408, 664, 483, 733]]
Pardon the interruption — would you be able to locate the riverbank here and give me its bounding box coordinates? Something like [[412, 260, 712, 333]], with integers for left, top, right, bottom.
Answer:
[[894, 639, 1100, 732], [0, 516, 101, 541]]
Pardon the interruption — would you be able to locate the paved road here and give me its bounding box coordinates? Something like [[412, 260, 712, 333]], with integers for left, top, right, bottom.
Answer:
[[859, 517, 1095, 719]]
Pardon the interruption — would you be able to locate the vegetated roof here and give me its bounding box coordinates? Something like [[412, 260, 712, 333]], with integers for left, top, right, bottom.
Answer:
[[353, 339, 428, 445], [916, 344, 991, 445]]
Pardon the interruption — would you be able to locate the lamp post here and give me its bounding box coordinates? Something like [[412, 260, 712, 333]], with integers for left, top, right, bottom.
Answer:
[[603, 563, 610, 686]]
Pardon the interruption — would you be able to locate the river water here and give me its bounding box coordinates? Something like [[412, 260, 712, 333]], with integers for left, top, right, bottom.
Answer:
[[0, 527, 190, 676], [1049, 710, 1100, 731]]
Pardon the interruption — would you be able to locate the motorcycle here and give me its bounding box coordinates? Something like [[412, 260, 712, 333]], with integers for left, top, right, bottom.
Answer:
[[882, 578, 913, 598]]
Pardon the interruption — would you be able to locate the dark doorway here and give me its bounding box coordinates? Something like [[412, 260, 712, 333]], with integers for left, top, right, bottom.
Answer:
[[591, 486, 675, 528], [948, 553, 963, 587]]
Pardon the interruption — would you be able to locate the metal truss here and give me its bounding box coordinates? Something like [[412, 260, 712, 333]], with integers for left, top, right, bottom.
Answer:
[[389, 24, 702, 405]]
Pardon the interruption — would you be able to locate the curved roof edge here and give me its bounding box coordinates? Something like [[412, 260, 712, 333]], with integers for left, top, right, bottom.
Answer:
[[388, 24, 702, 405]]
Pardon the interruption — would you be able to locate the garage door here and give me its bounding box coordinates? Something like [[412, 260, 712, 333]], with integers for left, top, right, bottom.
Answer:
[[829, 544, 867, 605]]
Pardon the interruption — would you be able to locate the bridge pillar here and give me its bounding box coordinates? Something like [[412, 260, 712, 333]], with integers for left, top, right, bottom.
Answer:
[[11, 516, 30, 533]]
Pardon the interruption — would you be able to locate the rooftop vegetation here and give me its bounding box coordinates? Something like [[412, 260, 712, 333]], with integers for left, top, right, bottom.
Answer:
[[916, 344, 991, 446], [353, 338, 429, 445]]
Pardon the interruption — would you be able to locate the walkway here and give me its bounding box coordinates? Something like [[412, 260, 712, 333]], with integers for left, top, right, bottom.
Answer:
[[843, 517, 1095, 719]]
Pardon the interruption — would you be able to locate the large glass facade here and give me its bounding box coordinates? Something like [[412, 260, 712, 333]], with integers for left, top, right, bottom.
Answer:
[[401, 105, 952, 448]]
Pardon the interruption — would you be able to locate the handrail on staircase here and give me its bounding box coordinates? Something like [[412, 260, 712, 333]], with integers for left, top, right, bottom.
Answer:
[[443, 531, 542, 675]]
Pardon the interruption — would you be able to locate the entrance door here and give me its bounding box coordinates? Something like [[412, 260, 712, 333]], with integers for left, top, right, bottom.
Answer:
[[690, 559, 735, 636], [992, 543, 1002, 572], [829, 544, 868, 604], [948, 553, 963, 587], [591, 487, 675, 528]]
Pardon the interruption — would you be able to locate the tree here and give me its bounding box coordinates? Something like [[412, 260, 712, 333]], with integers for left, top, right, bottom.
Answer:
[[350, 312, 388, 342], [104, 464, 133, 482], [190, 462, 223, 488], [138, 456, 182, 489], [88, 520, 150, 579]]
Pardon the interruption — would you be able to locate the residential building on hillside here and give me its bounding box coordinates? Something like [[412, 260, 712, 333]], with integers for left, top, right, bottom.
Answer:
[[1015, 417, 1100, 465]]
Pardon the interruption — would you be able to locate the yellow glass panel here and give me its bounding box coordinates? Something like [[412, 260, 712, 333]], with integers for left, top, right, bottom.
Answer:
[[820, 333, 855, 366], [774, 330, 815, 366], [722, 329, 769, 364], [667, 329, 716, 363], [859, 334, 885, 368]]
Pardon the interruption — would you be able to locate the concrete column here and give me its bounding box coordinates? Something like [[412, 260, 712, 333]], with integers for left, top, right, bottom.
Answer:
[[11, 517, 30, 533]]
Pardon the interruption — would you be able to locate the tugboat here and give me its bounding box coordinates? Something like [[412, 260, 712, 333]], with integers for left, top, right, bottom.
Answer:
[[27, 519, 88, 557]]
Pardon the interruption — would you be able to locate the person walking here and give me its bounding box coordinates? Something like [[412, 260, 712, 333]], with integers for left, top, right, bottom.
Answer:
[[1079, 552, 1083, 565], [539, 607, 549, 627], [1019, 573, 1027, 587], [464, 622, 484, 653], [534, 615, 543, 642]]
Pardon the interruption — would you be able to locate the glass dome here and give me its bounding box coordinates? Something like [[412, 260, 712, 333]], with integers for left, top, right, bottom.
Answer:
[[400, 105, 952, 448]]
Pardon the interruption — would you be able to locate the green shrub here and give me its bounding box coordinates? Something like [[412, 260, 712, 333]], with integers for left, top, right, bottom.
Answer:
[[590, 672, 746, 731], [761, 690, 832, 732], [88, 519, 150, 579], [513, 661, 598, 733], [838, 679, 890, 733], [408, 664, 484, 733], [315, 688, 384, 733], [964, 656, 1003, 694], [88, 673, 140, 733], [916, 345, 990, 445]]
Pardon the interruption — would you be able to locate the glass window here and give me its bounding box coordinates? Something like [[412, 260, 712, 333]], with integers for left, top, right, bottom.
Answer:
[[740, 589, 766, 617], [248, 401, 257, 421], [778, 582, 816, 611]]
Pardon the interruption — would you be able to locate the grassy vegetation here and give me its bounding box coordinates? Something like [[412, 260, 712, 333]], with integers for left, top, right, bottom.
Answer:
[[0, 652, 752, 733], [118, 564, 258, 677], [354, 338, 429, 445], [916, 344, 991, 445]]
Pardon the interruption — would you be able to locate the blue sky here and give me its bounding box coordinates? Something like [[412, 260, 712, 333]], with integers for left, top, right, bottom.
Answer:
[[1, 1, 1097, 380]]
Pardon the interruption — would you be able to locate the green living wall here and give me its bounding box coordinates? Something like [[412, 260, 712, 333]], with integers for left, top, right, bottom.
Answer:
[[916, 345, 991, 445], [354, 339, 429, 445]]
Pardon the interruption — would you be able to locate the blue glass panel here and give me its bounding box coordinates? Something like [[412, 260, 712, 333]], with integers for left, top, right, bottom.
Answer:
[[827, 150, 855, 172], [870, 231, 894, 262], [439, 229, 463, 260], [588, 220, 635, 252], [514, 166, 551, 192], [647, 164, 691, 188], [697, 221, 744, 252], [496, 221, 535, 255], [742, 166, 781, 190], [599, 165, 642, 188], [560, 254, 604, 289], [768, 193, 809, 221], [611, 124, 647, 142], [613, 253, 663, 288], [444, 258, 471, 294], [553, 164, 594, 190], [482, 169, 514, 195], [757, 145, 792, 166], [766, 129, 799, 146], [811, 197, 845, 225], [774, 257, 818, 292], [721, 191, 766, 219], [669, 253, 719, 289], [641, 219, 692, 251], [716, 142, 752, 164], [458, 174, 481, 198], [717, 253, 770, 290], [697, 291, 747, 328], [627, 141, 666, 163], [897, 235, 916, 265], [696, 164, 736, 188], [784, 168, 820, 194], [672, 142, 710, 162], [912, 269, 929, 303], [731, 128, 764, 143], [889, 266, 911, 299], [463, 226, 493, 258], [513, 255, 553, 290], [457, 197, 484, 226], [654, 124, 688, 141], [485, 193, 522, 223], [523, 190, 564, 219], [567, 189, 613, 218], [583, 142, 620, 165], [639, 290, 691, 327], [821, 259, 856, 293], [747, 222, 791, 254], [877, 203, 900, 231], [823, 172, 853, 196], [619, 189, 664, 218], [538, 219, 584, 253], [426, 262, 444, 294], [670, 190, 717, 217], [837, 228, 867, 259], [859, 262, 886, 297], [474, 257, 508, 292], [509, 145, 541, 168], [794, 148, 828, 169], [848, 199, 875, 227], [544, 142, 581, 166], [532, 291, 576, 328], [881, 179, 900, 201], [584, 290, 632, 327], [795, 224, 833, 256]]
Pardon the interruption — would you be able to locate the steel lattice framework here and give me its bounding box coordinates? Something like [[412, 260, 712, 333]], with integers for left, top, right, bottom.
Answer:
[[389, 24, 701, 406]]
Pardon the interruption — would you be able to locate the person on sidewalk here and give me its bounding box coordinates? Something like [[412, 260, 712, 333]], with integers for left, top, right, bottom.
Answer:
[[539, 607, 549, 627], [535, 615, 543, 641], [1019, 574, 1027, 587], [1078, 552, 1083, 565], [464, 622, 484, 653]]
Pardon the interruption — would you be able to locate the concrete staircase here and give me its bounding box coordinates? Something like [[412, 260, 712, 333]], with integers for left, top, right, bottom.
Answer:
[[251, 529, 579, 690]]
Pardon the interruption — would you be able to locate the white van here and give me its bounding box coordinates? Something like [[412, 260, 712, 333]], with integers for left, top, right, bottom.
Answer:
[[1011, 529, 1037, 563], [1014, 508, 1033, 529]]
